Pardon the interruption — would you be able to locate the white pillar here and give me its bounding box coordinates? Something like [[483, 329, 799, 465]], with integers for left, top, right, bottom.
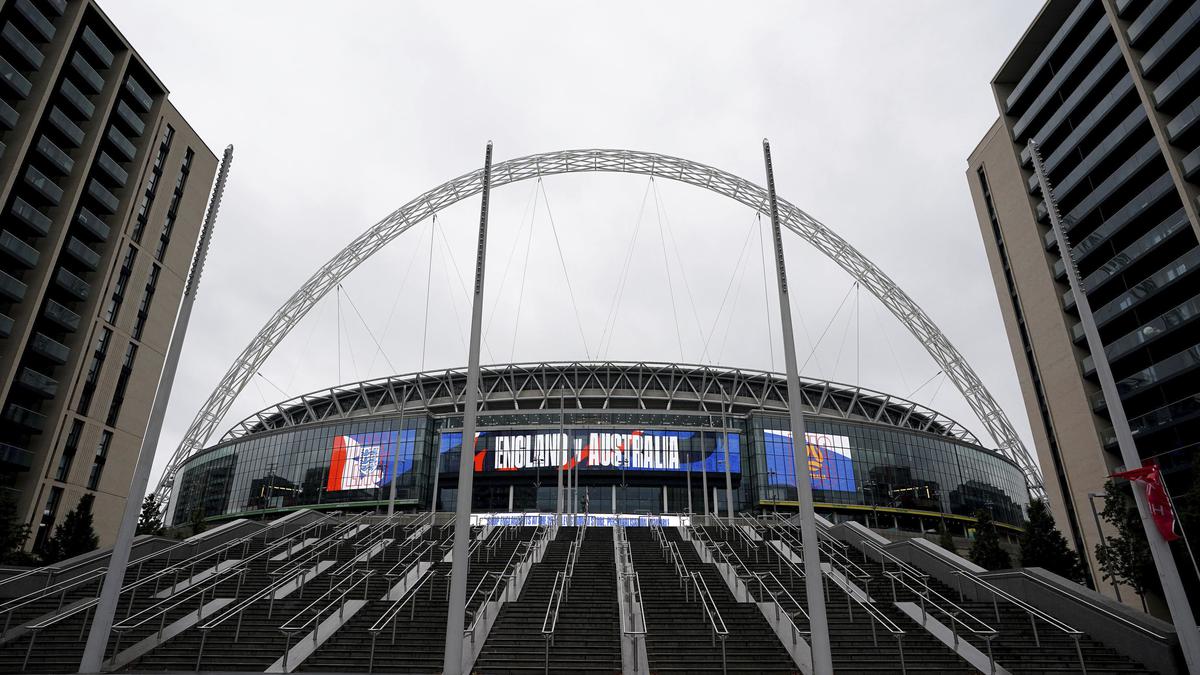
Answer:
[[762, 139, 832, 674], [442, 142, 494, 675]]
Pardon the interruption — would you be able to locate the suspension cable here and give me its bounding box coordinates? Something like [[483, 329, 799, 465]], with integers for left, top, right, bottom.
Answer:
[[872, 295, 910, 392], [256, 371, 290, 399], [651, 178, 686, 361], [538, 179, 592, 359], [339, 281, 398, 373], [420, 214, 438, 371], [715, 234, 754, 366], [338, 284, 361, 382], [799, 280, 856, 374], [336, 285, 342, 383], [700, 211, 758, 362], [597, 178, 653, 359], [509, 179, 539, 363], [436, 218, 496, 363], [830, 282, 858, 381], [369, 217, 433, 373], [435, 224, 471, 356], [484, 180, 540, 343], [906, 369, 943, 399], [652, 178, 708, 357]]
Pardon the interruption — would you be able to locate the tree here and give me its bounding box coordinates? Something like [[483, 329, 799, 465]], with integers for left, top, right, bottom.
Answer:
[[938, 521, 957, 554], [135, 494, 165, 536], [189, 509, 207, 537], [1019, 498, 1085, 582], [0, 492, 34, 565], [1095, 479, 1160, 605], [41, 494, 99, 564], [969, 508, 1011, 570]]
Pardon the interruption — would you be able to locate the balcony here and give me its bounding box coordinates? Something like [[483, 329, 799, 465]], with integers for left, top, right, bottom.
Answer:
[[14, 0, 55, 41], [55, 266, 88, 300], [36, 134, 73, 175], [96, 151, 127, 185], [0, 442, 34, 471], [24, 165, 62, 204], [30, 332, 68, 364], [0, 98, 17, 129], [124, 76, 153, 111], [115, 100, 144, 136], [70, 52, 103, 93], [1128, 394, 1200, 441], [11, 198, 50, 235], [87, 178, 119, 213], [17, 367, 57, 397], [48, 106, 84, 147], [2, 403, 45, 432], [44, 299, 79, 331], [0, 269, 27, 302], [106, 125, 136, 161], [0, 53, 32, 98], [80, 26, 113, 67], [65, 236, 99, 270], [59, 78, 94, 119], [3, 21, 42, 69], [44, 0, 65, 16], [76, 206, 109, 240], [0, 229, 38, 268], [0, 312, 12, 338]]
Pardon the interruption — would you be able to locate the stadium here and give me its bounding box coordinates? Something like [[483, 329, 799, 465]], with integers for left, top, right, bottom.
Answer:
[[166, 362, 1029, 534]]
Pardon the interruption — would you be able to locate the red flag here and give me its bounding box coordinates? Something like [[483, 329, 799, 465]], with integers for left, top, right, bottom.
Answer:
[[1112, 463, 1181, 542]]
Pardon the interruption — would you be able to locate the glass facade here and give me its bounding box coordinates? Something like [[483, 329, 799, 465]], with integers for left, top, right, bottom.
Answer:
[[172, 408, 1029, 528]]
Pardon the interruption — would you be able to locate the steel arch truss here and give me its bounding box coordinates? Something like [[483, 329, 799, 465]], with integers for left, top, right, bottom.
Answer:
[[156, 149, 1043, 504], [218, 361, 983, 447]]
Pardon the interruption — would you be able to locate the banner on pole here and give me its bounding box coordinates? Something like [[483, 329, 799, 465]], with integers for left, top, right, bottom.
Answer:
[[1112, 463, 1181, 542]]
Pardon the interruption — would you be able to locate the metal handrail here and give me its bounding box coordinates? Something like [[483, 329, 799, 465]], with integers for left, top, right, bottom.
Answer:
[[278, 569, 374, 671], [885, 568, 998, 669], [367, 570, 444, 673], [690, 571, 728, 674], [1000, 569, 1168, 640], [384, 541, 434, 577], [861, 540, 926, 580], [618, 571, 646, 636], [746, 571, 809, 627], [541, 571, 567, 674], [952, 568, 1088, 671]]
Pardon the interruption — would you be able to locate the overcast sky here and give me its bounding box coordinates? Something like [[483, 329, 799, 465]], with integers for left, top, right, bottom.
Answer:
[[98, 1, 1045, 489]]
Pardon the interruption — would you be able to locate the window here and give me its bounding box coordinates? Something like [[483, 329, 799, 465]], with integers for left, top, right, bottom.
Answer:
[[131, 126, 173, 243], [105, 343, 137, 426], [154, 148, 193, 262], [131, 264, 159, 340], [87, 430, 112, 489], [33, 486, 63, 551], [105, 245, 137, 323], [76, 327, 111, 415], [55, 419, 83, 481]]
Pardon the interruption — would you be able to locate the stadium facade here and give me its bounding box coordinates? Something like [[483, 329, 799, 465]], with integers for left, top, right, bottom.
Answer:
[[167, 362, 1030, 532]]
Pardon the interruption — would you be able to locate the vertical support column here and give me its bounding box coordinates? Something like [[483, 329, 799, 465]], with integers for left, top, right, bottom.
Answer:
[[721, 398, 735, 524], [508, 485, 514, 512], [442, 142, 493, 675], [701, 379, 710, 519], [1030, 140, 1200, 672], [557, 390, 564, 527], [387, 386, 408, 517], [662, 486, 669, 514], [686, 443, 693, 514], [429, 376, 441, 517], [612, 484, 617, 515], [762, 139, 833, 674], [79, 146, 234, 675]]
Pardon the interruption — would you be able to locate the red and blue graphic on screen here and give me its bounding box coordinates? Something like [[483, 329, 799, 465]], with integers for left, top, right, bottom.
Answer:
[[436, 429, 739, 474], [326, 430, 414, 492], [763, 430, 856, 492]]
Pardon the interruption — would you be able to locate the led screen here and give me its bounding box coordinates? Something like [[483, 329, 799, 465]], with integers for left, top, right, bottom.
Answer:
[[326, 430, 415, 492], [437, 429, 740, 475], [763, 430, 856, 492]]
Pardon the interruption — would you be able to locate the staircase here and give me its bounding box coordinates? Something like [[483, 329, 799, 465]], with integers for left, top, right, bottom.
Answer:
[[476, 527, 621, 673], [627, 526, 798, 673]]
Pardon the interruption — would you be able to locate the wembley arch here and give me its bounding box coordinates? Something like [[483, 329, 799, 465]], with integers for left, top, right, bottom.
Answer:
[[156, 148, 1045, 506]]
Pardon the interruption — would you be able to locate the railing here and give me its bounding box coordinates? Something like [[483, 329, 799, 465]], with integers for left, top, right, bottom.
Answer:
[[464, 527, 547, 637], [618, 571, 646, 670], [278, 569, 374, 671], [367, 569, 446, 673], [384, 541, 435, 578], [690, 571, 728, 675], [541, 570, 567, 674], [861, 539, 998, 670], [952, 569, 1088, 672], [745, 570, 811, 650]]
